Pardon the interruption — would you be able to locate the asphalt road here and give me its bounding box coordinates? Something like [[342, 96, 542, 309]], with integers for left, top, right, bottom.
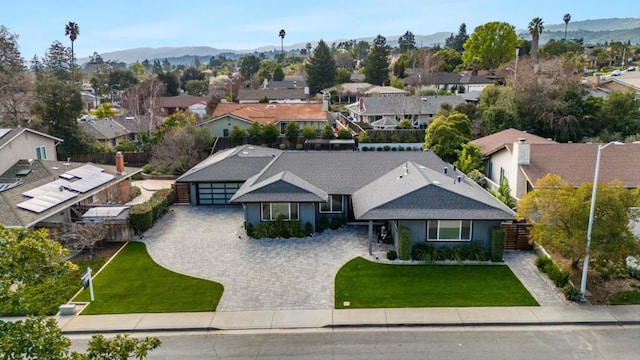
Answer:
[[69, 325, 640, 359]]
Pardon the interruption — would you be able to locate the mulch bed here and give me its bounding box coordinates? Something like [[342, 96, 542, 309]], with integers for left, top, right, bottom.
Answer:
[[69, 242, 127, 262]]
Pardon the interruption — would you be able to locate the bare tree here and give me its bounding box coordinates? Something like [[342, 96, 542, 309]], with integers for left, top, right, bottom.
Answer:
[[56, 221, 107, 260], [121, 79, 164, 132]]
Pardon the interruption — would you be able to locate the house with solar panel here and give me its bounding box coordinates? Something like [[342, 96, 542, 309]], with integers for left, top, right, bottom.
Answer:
[[176, 145, 516, 249], [0, 128, 141, 240]]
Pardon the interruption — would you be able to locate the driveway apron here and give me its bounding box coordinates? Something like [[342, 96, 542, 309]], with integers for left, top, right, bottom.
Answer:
[[141, 206, 387, 311]]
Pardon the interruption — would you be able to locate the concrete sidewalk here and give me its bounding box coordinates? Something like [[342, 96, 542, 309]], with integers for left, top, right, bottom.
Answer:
[[53, 305, 640, 334]]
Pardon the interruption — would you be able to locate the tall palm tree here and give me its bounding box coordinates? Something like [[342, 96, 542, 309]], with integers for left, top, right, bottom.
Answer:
[[65, 21, 80, 67], [279, 29, 286, 55], [563, 13, 571, 42], [528, 17, 544, 65]]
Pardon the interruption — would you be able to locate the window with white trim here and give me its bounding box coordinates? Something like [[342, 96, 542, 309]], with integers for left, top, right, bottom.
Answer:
[[320, 195, 343, 213], [35, 146, 47, 160], [427, 220, 472, 241], [261, 202, 299, 221]]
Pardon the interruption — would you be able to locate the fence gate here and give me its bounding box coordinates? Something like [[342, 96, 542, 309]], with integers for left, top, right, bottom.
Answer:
[[502, 222, 533, 250], [172, 183, 191, 204]]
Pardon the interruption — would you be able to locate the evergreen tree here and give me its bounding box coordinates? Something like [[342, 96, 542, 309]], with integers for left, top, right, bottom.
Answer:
[[305, 39, 337, 94], [398, 30, 416, 52], [445, 23, 469, 52], [363, 35, 390, 86], [272, 65, 285, 81]]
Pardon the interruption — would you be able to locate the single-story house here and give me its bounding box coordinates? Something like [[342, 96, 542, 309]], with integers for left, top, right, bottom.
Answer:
[[179, 147, 516, 249], [363, 86, 409, 97], [198, 103, 329, 138], [0, 127, 62, 175], [345, 95, 467, 128], [471, 128, 640, 200], [262, 80, 307, 89], [237, 88, 310, 103], [81, 118, 131, 147], [403, 71, 494, 93], [156, 96, 209, 117]]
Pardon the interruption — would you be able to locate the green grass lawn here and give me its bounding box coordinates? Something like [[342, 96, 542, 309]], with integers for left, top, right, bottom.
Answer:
[[335, 257, 538, 308], [74, 242, 223, 314]]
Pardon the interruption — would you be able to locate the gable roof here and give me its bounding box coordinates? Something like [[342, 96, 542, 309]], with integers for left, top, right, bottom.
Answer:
[[352, 161, 515, 220], [471, 128, 556, 156], [81, 118, 130, 140], [346, 95, 466, 116], [0, 160, 140, 228], [176, 145, 282, 183], [264, 80, 307, 89], [363, 86, 409, 96], [237, 88, 307, 102], [0, 127, 63, 151], [156, 96, 208, 108], [230, 170, 327, 203], [521, 143, 640, 189], [207, 103, 327, 125]]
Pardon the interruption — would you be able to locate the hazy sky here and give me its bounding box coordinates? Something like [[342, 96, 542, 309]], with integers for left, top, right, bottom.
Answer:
[[2, 0, 635, 58]]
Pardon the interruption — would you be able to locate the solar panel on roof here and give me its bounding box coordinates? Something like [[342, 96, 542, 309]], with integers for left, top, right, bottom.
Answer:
[[17, 188, 77, 213], [65, 171, 114, 193], [59, 173, 75, 180]]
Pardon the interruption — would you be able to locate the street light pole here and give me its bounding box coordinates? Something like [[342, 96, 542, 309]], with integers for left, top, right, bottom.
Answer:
[[514, 47, 520, 81], [579, 141, 623, 302]]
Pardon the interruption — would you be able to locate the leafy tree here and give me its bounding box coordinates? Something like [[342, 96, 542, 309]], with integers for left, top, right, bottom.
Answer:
[[150, 125, 213, 174], [261, 123, 280, 146], [454, 142, 484, 174], [398, 30, 416, 52], [390, 77, 404, 89], [335, 68, 351, 84], [445, 23, 469, 52], [185, 79, 209, 96], [239, 55, 260, 82], [322, 124, 335, 139], [161, 111, 198, 132], [130, 61, 145, 78], [433, 49, 463, 73], [180, 67, 204, 91], [272, 65, 284, 81], [423, 112, 472, 163], [363, 35, 390, 85], [109, 69, 138, 90], [64, 21, 79, 68], [539, 39, 583, 58], [353, 40, 370, 61], [0, 227, 78, 316], [0, 317, 161, 359], [600, 91, 640, 137], [397, 119, 413, 129], [478, 85, 517, 134], [489, 176, 515, 209], [305, 40, 337, 94], [42, 41, 73, 82], [156, 71, 180, 96], [31, 76, 92, 157], [284, 122, 300, 145], [336, 128, 352, 139], [528, 17, 544, 65], [0, 26, 31, 127], [246, 121, 262, 144], [302, 125, 317, 139], [91, 102, 117, 119], [518, 174, 639, 269], [151, 59, 162, 74], [462, 21, 518, 70], [229, 125, 246, 144]]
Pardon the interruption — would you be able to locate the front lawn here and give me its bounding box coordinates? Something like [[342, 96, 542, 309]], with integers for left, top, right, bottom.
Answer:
[[335, 257, 538, 308], [74, 242, 223, 314]]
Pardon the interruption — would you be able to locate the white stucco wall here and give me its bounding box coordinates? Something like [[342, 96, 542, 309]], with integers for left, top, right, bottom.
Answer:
[[0, 131, 58, 174]]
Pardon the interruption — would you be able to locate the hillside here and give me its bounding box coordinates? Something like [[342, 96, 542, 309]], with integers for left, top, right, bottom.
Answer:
[[83, 17, 639, 64]]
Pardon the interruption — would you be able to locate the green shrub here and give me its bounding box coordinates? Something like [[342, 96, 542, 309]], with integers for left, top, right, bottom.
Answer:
[[434, 246, 451, 261], [535, 255, 553, 271], [564, 283, 581, 302], [387, 250, 398, 260], [463, 242, 489, 261], [296, 144, 304, 150], [316, 215, 329, 233], [305, 222, 314, 235], [398, 146, 405, 152], [314, 143, 322, 150], [383, 145, 391, 151], [362, 146, 369, 152], [397, 227, 412, 260], [490, 227, 505, 262], [130, 188, 174, 234], [450, 245, 465, 262], [376, 147, 383, 151], [552, 270, 570, 288], [279, 143, 287, 150], [391, 147, 397, 151], [405, 147, 413, 151], [412, 243, 435, 261]]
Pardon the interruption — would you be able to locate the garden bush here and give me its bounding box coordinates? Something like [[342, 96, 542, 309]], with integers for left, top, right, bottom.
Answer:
[[626, 255, 640, 279], [608, 290, 640, 305], [387, 250, 398, 260], [130, 188, 174, 234], [564, 283, 581, 302], [490, 227, 505, 262], [535, 255, 553, 271], [397, 227, 412, 260]]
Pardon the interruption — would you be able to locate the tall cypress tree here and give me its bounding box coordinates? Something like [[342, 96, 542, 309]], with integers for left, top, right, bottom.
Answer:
[[305, 40, 337, 94], [363, 35, 390, 86]]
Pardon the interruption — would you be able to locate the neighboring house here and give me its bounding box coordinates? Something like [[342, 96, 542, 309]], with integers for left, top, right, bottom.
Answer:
[[111, 115, 164, 136], [237, 88, 310, 104], [157, 96, 209, 117], [345, 95, 467, 128], [178, 147, 516, 249], [472, 128, 640, 200], [597, 77, 640, 96], [80, 90, 104, 111], [263, 80, 307, 89], [0, 156, 140, 230], [322, 82, 374, 104], [198, 103, 329, 137], [0, 127, 62, 175], [404, 71, 494, 94], [81, 118, 131, 147], [363, 86, 408, 97]]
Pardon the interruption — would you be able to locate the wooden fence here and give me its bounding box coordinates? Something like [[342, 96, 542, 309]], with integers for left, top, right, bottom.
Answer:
[[502, 222, 533, 251], [69, 152, 150, 166]]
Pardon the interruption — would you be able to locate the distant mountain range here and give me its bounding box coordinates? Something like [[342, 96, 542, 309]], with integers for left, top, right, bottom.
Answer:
[[81, 17, 640, 65]]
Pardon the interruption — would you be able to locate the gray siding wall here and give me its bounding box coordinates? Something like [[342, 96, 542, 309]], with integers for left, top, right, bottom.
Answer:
[[244, 202, 316, 229], [245, 203, 262, 225], [398, 219, 503, 251], [299, 203, 316, 230], [189, 183, 197, 205]]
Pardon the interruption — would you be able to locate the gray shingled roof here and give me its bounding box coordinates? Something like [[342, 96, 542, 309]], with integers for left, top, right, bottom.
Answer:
[[231, 171, 327, 203], [176, 145, 282, 183], [346, 95, 466, 116], [0, 128, 62, 150], [81, 119, 130, 140], [352, 162, 515, 220], [237, 88, 307, 101]]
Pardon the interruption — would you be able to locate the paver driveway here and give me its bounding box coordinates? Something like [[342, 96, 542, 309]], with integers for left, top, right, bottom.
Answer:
[[141, 206, 390, 311]]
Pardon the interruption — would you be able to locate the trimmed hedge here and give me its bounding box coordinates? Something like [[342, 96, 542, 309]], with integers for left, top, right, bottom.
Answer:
[[130, 188, 174, 234], [411, 242, 488, 262], [490, 227, 505, 262], [397, 227, 412, 260]]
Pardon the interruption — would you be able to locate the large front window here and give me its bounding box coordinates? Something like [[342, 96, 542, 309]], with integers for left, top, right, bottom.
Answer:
[[427, 220, 472, 241], [320, 195, 343, 213], [261, 202, 299, 221]]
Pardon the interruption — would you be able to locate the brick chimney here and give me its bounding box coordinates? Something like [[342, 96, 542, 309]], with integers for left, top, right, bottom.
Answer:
[[115, 151, 125, 175]]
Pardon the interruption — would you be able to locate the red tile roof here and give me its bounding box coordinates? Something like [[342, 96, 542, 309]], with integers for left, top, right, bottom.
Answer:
[[521, 143, 640, 188], [472, 128, 556, 155], [210, 103, 327, 125]]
